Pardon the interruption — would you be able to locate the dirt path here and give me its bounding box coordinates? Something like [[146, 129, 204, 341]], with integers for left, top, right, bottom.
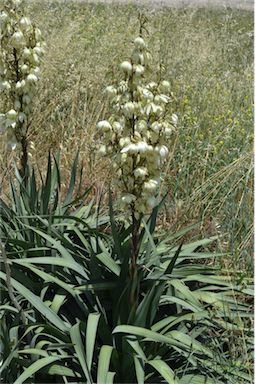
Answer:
[[87, 0, 253, 10]]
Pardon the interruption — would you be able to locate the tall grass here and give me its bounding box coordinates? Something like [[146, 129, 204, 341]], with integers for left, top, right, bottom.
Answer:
[[0, 1, 253, 271]]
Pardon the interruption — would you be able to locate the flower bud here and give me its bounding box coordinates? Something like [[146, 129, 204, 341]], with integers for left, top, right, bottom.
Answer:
[[105, 85, 117, 98]]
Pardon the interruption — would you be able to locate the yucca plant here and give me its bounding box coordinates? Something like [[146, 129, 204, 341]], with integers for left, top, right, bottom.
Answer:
[[0, 19, 253, 384], [0, 192, 253, 383]]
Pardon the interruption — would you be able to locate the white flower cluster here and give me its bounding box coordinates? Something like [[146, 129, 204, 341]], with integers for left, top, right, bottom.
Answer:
[[0, 0, 45, 149], [96, 36, 178, 217]]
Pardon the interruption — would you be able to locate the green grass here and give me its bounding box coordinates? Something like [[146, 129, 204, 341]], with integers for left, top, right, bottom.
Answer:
[[1, 1, 253, 271]]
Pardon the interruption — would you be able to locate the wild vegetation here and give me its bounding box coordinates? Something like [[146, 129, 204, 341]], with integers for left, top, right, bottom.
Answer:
[[0, 0, 253, 383]]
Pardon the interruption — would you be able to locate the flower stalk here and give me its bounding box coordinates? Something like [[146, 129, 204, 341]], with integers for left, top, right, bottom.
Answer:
[[0, 0, 44, 178], [96, 32, 177, 311]]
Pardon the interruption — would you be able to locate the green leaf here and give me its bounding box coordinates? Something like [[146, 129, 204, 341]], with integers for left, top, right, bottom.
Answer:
[[18, 348, 49, 358], [96, 252, 120, 276], [13, 356, 60, 384], [13, 256, 88, 279], [180, 374, 224, 384], [0, 271, 69, 332], [108, 190, 121, 259], [70, 322, 93, 384], [134, 356, 145, 384], [86, 313, 100, 371], [148, 359, 179, 383], [97, 345, 113, 384], [45, 364, 81, 378]]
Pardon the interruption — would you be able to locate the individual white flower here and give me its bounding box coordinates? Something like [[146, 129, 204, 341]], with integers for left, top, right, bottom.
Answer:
[[141, 88, 154, 102], [172, 113, 178, 125], [32, 67, 40, 77], [146, 196, 157, 209], [136, 141, 149, 153], [105, 85, 117, 98], [0, 81, 11, 91], [11, 31, 25, 48], [22, 48, 31, 59], [119, 137, 130, 148], [96, 120, 112, 132], [159, 80, 170, 93], [143, 179, 159, 193], [22, 94, 31, 104], [14, 99, 21, 110], [120, 61, 132, 74], [0, 12, 8, 26], [7, 136, 18, 151], [121, 143, 138, 154], [7, 109, 18, 120], [27, 74, 38, 83], [154, 94, 170, 104], [136, 120, 147, 133], [158, 145, 169, 160], [134, 65, 144, 76], [19, 17, 31, 30], [134, 37, 146, 49], [134, 167, 148, 178], [132, 50, 144, 65], [98, 145, 107, 156], [146, 82, 157, 91], [0, 114, 6, 134], [31, 53, 39, 65], [121, 193, 136, 204], [112, 121, 123, 133], [34, 28, 42, 41], [18, 112, 27, 123], [164, 127, 172, 138], [20, 64, 29, 74], [123, 102, 135, 118], [151, 121, 161, 133]]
